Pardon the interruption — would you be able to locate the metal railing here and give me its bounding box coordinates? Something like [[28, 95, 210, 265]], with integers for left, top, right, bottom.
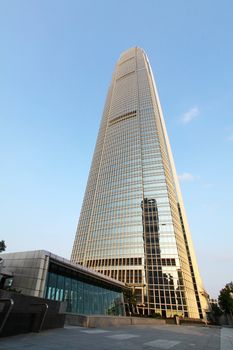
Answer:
[[31, 303, 48, 332], [0, 298, 14, 333]]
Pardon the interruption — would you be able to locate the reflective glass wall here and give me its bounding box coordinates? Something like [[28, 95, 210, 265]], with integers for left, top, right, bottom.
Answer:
[[44, 262, 125, 316], [71, 47, 207, 319]]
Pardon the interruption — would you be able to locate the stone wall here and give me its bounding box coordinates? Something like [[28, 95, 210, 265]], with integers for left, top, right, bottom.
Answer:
[[65, 314, 166, 328], [0, 289, 65, 337]]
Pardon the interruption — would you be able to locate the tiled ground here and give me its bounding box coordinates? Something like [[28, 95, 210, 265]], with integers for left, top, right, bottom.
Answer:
[[0, 324, 229, 350]]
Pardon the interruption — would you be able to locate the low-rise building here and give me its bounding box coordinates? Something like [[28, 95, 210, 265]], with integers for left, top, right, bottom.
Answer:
[[0, 250, 126, 316]]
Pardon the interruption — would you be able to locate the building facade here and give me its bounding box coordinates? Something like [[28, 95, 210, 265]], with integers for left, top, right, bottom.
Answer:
[[71, 47, 208, 318], [0, 250, 125, 316]]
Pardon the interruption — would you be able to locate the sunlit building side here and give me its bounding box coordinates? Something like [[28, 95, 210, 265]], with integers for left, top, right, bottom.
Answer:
[[71, 47, 208, 318]]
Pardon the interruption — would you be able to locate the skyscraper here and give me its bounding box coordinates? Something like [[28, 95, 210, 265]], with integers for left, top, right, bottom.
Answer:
[[71, 47, 208, 319]]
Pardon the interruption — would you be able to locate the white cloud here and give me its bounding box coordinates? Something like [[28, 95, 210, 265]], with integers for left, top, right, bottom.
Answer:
[[227, 133, 233, 141], [203, 183, 214, 189], [181, 107, 199, 124], [178, 172, 194, 182]]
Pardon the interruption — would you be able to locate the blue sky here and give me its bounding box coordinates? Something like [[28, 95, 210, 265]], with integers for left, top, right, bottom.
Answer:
[[0, 0, 233, 298]]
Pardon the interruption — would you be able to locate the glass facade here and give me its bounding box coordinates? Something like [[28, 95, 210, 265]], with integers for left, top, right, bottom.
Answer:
[[44, 261, 125, 316], [71, 47, 207, 319]]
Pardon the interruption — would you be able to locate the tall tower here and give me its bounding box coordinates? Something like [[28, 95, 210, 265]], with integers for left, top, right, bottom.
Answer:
[[71, 47, 208, 319]]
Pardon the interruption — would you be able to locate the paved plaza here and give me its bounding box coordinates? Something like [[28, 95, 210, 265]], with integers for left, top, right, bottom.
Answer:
[[0, 324, 233, 350]]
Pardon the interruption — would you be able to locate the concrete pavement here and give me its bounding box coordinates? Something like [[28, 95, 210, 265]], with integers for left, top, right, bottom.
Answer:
[[0, 324, 231, 350], [220, 327, 233, 350]]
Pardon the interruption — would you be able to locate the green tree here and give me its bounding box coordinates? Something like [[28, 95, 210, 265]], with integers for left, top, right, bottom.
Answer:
[[0, 240, 6, 253], [218, 282, 233, 317], [211, 303, 223, 320]]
